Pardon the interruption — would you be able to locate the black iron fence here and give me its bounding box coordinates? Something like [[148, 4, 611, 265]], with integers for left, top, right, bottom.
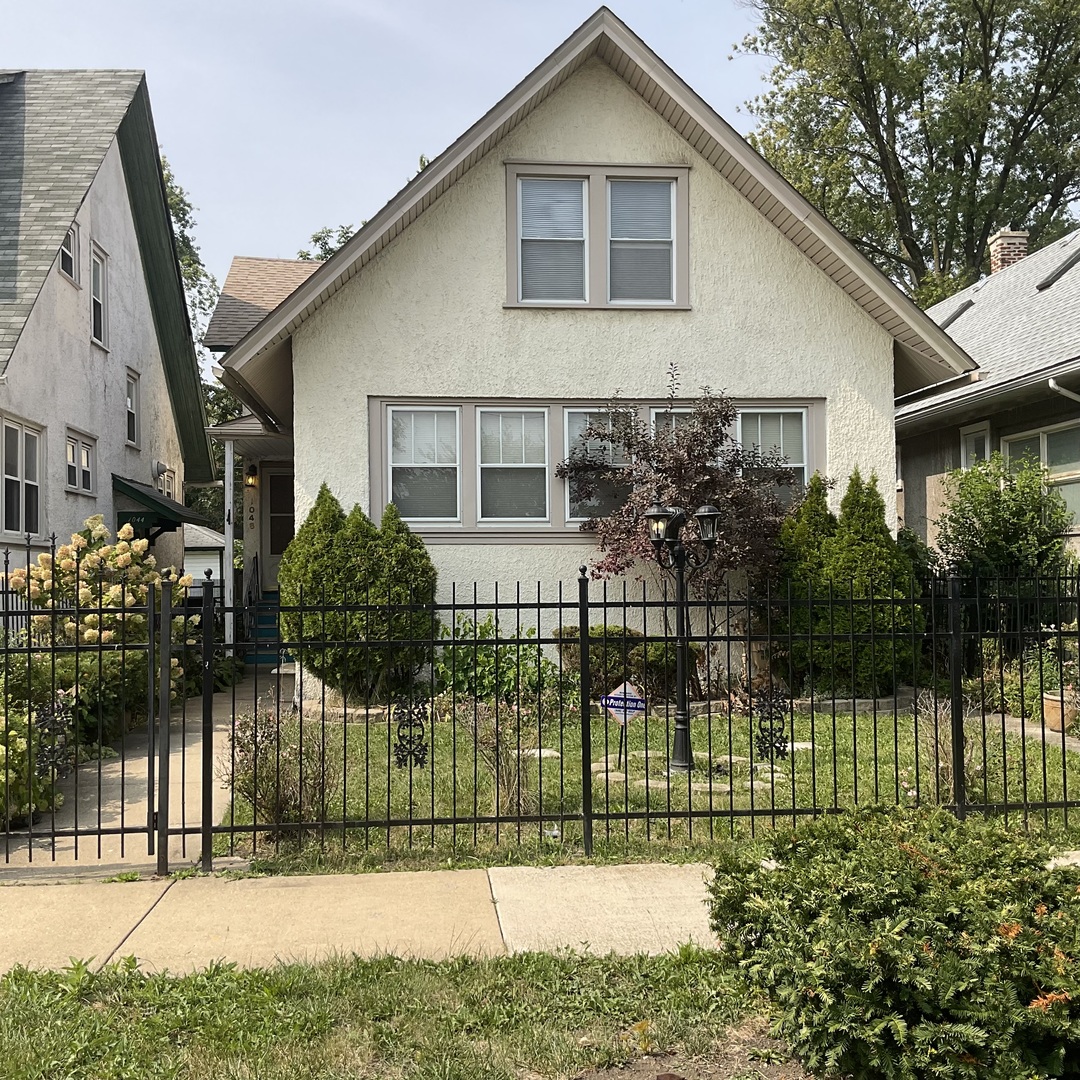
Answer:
[[4, 562, 1080, 869]]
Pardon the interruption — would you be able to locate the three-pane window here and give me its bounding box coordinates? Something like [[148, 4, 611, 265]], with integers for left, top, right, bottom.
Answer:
[[66, 434, 95, 492], [3, 421, 40, 535], [390, 408, 460, 520], [91, 247, 108, 345], [479, 410, 548, 520]]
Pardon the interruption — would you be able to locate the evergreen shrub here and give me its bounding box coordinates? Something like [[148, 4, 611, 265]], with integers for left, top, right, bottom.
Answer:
[[708, 808, 1080, 1080], [278, 488, 438, 704]]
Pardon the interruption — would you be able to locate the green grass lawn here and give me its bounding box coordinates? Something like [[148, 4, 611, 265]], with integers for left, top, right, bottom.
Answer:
[[0, 949, 755, 1080], [214, 700, 1080, 868]]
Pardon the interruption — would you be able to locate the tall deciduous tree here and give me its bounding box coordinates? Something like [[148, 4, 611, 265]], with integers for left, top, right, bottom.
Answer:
[[161, 155, 218, 338], [740, 0, 1080, 303]]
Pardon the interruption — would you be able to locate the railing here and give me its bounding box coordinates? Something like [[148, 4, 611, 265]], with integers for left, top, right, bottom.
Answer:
[[3, 567, 1080, 870]]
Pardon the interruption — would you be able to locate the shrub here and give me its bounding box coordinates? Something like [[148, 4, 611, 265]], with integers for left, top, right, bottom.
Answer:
[[552, 624, 699, 702], [223, 709, 343, 841], [434, 614, 562, 704], [935, 453, 1073, 578], [776, 471, 920, 698], [279, 491, 439, 704], [708, 808, 1080, 1080], [0, 711, 63, 825]]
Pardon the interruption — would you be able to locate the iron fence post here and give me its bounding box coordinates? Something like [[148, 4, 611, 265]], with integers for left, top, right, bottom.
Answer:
[[948, 574, 967, 819], [578, 567, 593, 857], [201, 571, 215, 872], [157, 577, 173, 875], [146, 583, 156, 856]]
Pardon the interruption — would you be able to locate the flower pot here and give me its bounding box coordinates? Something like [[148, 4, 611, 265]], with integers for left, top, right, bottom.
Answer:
[[1042, 694, 1077, 733]]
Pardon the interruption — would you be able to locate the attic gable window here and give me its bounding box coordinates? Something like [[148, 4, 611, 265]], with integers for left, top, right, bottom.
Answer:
[[60, 226, 79, 284], [506, 163, 689, 309]]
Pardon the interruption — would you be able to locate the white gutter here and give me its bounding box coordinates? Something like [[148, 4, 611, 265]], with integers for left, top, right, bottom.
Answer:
[[1049, 378, 1080, 406]]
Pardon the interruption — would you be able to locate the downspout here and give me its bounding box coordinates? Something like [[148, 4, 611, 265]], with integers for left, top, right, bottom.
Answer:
[[224, 438, 235, 653], [1048, 378, 1080, 406]]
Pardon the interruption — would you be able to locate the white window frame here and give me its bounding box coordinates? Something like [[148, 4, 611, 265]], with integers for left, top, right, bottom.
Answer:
[[1003, 420, 1080, 533], [506, 163, 690, 309], [60, 225, 79, 285], [476, 407, 549, 523], [960, 421, 990, 469], [517, 177, 589, 306], [156, 468, 176, 500], [564, 408, 632, 523], [735, 407, 810, 490], [125, 372, 140, 447], [90, 244, 108, 347], [2, 417, 42, 538], [606, 177, 676, 306], [387, 406, 462, 524], [65, 431, 96, 494]]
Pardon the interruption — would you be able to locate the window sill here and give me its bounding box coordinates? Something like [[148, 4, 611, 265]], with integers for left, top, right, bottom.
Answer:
[[125, 441, 140, 450], [60, 271, 81, 289], [91, 338, 109, 353], [503, 302, 691, 311], [65, 487, 97, 498], [408, 527, 595, 545]]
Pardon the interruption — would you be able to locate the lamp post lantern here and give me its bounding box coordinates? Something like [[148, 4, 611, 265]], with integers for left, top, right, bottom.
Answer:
[[644, 503, 720, 772]]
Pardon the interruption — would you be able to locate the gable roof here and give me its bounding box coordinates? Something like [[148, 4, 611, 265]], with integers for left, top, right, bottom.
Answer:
[[0, 69, 213, 481], [204, 256, 322, 352], [896, 229, 1080, 426], [219, 7, 977, 428]]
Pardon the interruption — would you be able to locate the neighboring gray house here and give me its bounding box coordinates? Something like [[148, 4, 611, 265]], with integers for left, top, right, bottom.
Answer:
[[897, 229, 1080, 544], [207, 8, 976, 600], [0, 69, 212, 567]]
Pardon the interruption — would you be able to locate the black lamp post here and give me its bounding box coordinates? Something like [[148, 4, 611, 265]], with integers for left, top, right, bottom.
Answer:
[[644, 502, 720, 772]]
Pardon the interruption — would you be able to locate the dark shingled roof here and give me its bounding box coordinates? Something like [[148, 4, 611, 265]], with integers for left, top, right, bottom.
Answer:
[[204, 256, 323, 352], [0, 69, 145, 375]]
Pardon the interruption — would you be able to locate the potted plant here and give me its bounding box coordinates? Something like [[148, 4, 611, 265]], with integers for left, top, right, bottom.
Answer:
[[1038, 632, 1080, 733]]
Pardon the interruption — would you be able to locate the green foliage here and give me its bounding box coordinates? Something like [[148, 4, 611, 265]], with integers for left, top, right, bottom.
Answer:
[[0, 712, 60, 825], [434, 614, 560, 704], [185, 382, 242, 533], [741, 1, 1080, 295], [297, 224, 355, 261], [935, 453, 1073, 577], [709, 808, 1080, 1080], [161, 155, 218, 331], [966, 634, 1079, 727], [278, 490, 438, 704], [777, 471, 919, 697], [552, 624, 699, 702]]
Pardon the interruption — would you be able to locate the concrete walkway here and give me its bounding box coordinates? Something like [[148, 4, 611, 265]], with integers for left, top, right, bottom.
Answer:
[[0, 862, 714, 972]]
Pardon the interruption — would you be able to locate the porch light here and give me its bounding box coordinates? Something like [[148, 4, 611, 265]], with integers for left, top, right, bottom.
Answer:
[[644, 503, 672, 554], [244, 465, 258, 489]]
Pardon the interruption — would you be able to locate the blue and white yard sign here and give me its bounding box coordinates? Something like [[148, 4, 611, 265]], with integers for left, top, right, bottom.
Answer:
[[599, 681, 646, 726]]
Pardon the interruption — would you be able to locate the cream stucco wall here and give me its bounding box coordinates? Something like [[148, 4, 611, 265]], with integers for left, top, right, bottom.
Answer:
[[1, 139, 185, 568], [291, 59, 896, 593]]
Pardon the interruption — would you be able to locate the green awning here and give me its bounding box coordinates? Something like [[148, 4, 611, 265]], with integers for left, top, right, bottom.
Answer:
[[113, 474, 208, 536]]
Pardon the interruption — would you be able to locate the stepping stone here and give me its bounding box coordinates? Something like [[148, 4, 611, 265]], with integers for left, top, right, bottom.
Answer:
[[596, 772, 627, 783], [520, 748, 561, 760], [629, 750, 663, 761], [591, 760, 624, 773], [713, 755, 750, 766], [742, 780, 775, 792], [635, 778, 671, 791], [786, 742, 814, 752], [691, 782, 731, 794]]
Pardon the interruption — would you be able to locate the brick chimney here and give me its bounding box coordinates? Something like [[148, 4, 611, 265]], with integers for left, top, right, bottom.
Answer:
[[989, 229, 1028, 273]]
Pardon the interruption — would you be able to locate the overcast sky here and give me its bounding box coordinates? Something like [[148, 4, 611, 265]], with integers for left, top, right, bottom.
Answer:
[[7, 0, 771, 290]]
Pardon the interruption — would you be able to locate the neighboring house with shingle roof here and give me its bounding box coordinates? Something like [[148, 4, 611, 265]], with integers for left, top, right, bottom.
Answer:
[[897, 228, 1080, 545], [206, 7, 977, 598], [203, 257, 321, 352], [0, 69, 212, 568]]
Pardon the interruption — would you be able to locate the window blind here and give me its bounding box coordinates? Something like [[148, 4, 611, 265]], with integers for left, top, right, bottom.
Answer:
[[609, 180, 673, 302], [520, 179, 585, 301]]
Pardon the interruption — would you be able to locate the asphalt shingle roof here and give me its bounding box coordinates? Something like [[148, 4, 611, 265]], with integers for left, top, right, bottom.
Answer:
[[898, 230, 1080, 418], [203, 256, 322, 351], [0, 69, 144, 375]]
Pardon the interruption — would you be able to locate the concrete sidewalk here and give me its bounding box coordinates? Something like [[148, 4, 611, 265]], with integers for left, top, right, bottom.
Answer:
[[0, 863, 714, 972]]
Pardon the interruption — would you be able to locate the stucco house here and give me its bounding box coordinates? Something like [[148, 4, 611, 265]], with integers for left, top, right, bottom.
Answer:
[[0, 69, 212, 570], [897, 228, 1080, 545], [207, 8, 975, 602]]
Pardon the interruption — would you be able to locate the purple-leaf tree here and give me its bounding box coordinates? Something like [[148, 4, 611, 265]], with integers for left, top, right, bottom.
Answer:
[[554, 366, 794, 590]]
